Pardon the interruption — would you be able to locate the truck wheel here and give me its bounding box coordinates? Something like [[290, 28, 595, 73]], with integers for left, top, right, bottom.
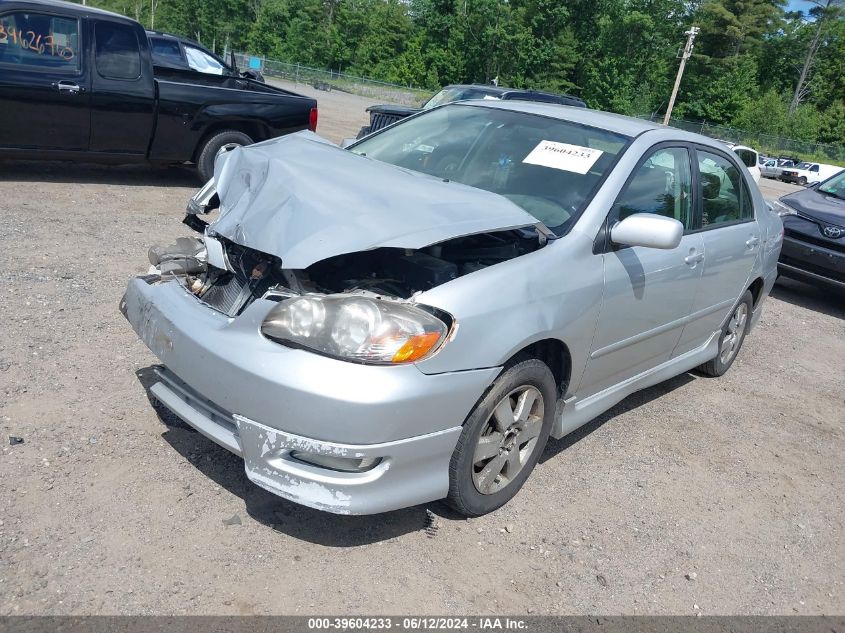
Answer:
[[446, 358, 556, 517], [798, 176, 807, 186], [196, 130, 253, 182]]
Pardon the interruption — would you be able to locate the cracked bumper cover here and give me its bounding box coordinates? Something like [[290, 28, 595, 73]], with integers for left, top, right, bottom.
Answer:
[[121, 276, 499, 514]]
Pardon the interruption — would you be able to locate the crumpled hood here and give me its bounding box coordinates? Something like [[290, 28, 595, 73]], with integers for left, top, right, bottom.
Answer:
[[209, 131, 539, 269], [782, 187, 845, 228]]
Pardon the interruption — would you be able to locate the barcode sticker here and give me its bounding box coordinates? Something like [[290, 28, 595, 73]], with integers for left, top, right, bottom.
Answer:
[[523, 140, 603, 175]]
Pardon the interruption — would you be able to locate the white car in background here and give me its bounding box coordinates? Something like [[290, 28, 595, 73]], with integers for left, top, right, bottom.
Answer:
[[731, 145, 761, 183], [780, 162, 844, 187]]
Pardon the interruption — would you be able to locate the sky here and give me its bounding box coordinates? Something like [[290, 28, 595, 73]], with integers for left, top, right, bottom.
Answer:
[[786, 0, 817, 14]]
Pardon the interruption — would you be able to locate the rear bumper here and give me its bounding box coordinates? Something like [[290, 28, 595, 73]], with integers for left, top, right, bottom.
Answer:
[[121, 276, 498, 514]]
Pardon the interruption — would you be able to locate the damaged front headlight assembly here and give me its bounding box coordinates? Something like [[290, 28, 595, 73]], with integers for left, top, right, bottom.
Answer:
[[260, 295, 450, 364]]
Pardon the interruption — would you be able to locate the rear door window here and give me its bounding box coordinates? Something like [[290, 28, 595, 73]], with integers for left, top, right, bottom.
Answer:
[[696, 150, 754, 228], [94, 21, 140, 80], [0, 12, 80, 71]]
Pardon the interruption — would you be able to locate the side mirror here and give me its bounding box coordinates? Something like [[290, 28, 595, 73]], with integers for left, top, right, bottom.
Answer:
[[610, 213, 684, 250]]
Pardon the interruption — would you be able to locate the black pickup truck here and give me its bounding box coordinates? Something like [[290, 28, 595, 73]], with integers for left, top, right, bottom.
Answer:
[[0, 0, 317, 180]]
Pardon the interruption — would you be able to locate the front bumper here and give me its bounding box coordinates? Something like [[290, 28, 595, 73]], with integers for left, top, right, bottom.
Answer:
[[779, 232, 845, 289], [121, 276, 499, 514]]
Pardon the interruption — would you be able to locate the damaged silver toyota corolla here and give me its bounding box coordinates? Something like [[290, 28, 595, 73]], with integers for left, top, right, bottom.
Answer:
[[121, 101, 782, 516]]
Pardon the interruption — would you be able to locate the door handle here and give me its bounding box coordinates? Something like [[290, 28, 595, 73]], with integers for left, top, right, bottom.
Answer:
[[684, 252, 705, 265], [53, 81, 82, 95], [745, 236, 760, 249]]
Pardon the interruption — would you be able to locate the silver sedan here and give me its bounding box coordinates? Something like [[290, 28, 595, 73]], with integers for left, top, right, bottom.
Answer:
[[122, 102, 783, 516]]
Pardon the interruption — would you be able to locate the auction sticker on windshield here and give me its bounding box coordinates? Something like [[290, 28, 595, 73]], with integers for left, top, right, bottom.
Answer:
[[522, 140, 603, 175]]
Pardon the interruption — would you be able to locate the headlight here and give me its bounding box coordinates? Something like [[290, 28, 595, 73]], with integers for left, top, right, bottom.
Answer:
[[769, 199, 797, 217], [261, 295, 450, 364]]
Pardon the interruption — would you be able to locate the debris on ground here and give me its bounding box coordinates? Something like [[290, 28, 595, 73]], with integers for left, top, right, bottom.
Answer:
[[222, 514, 242, 526], [9, 436, 24, 446]]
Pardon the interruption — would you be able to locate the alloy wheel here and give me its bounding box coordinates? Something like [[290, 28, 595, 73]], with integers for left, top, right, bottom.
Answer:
[[472, 385, 545, 495], [719, 302, 749, 365]]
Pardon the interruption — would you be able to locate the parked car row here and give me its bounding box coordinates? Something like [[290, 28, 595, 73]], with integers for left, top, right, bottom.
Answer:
[[759, 155, 843, 187]]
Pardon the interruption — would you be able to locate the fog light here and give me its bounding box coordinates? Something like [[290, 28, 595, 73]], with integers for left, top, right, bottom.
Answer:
[[289, 451, 381, 473]]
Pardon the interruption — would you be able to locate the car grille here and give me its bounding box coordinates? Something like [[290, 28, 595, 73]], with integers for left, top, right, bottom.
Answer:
[[784, 227, 845, 254], [369, 112, 405, 132]]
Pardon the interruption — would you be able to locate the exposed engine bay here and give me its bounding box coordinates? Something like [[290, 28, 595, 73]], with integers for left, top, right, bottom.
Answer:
[[148, 228, 546, 317]]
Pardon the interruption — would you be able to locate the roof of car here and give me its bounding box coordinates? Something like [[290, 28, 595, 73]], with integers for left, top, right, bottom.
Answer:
[[11, 0, 133, 20], [456, 100, 664, 138]]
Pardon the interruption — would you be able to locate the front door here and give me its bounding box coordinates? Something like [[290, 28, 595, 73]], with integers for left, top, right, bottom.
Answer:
[[0, 10, 90, 151], [578, 146, 704, 397]]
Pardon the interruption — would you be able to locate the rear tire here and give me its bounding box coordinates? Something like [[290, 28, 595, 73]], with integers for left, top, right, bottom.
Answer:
[[446, 358, 556, 517], [196, 130, 253, 182], [697, 290, 753, 377]]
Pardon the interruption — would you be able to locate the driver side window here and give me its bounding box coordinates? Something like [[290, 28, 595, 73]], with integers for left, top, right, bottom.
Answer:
[[613, 147, 693, 230]]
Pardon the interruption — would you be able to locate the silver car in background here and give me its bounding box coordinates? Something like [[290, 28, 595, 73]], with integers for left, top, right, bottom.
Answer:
[[121, 102, 783, 516]]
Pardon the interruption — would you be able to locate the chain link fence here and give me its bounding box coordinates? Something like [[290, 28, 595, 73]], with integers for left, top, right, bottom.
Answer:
[[231, 53, 429, 106], [642, 115, 845, 165]]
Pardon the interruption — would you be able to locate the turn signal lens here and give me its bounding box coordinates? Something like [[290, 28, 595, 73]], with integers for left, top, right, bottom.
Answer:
[[391, 332, 443, 363]]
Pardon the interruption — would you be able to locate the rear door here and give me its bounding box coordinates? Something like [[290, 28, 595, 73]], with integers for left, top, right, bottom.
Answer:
[[579, 145, 705, 396], [88, 19, 154, 155], [0, 9, 90, 151], [675, 147, 759, 354]]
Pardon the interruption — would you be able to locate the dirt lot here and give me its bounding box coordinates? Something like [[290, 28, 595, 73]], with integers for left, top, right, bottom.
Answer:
[[0, 93, 843, 616]]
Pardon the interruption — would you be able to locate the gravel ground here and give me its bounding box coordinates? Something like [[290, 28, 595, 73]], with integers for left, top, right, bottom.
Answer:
[[0, 96, 843, 616]]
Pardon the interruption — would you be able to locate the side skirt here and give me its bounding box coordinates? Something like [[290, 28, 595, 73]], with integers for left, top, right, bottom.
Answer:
[[551, 331, 719, 440]]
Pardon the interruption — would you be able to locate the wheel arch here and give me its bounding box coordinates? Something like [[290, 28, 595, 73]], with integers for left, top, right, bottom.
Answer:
[[503, 338, 572, 398], [747, 276, 765, 308], [192, 121, 264, 162]]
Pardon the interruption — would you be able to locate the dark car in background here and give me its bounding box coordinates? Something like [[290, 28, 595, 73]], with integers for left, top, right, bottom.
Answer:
[[147, 30, 264, 82], [771, 169, 845, 289], [357, 84, 587, 138], [0, 0, 316, 180]]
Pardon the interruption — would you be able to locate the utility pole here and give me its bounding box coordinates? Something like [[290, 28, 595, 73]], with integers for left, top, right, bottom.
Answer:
[[663, 26, 699, 126]]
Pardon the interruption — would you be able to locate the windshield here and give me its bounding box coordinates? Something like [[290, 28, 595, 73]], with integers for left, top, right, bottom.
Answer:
[[797, 162, 813, 170], [422, 87, 499, 110], [818, 170, 845, 200], [350, 104, 629, 234]]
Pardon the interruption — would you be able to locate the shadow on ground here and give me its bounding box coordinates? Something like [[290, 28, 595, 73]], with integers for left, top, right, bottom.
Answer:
[[136, 365, 700, 544], [0, 160, 199, 187], [771, 277, 845, 320]]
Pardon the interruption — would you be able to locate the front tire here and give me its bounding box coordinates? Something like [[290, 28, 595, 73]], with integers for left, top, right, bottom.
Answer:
[[697, 290, 753, 377], [446, 358, 556, 516], [196, 130, 253, 182], [798, 176, 808, 186]]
